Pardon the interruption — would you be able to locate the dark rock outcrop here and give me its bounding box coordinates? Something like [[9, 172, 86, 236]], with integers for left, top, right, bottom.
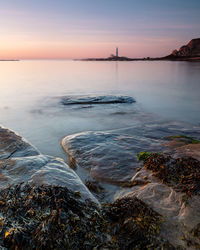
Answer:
[[61, 95, 135, 106], [171, 38, 200, 57]]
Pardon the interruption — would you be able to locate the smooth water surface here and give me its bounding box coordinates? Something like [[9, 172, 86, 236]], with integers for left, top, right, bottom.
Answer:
[[0, 60, 199, 158]]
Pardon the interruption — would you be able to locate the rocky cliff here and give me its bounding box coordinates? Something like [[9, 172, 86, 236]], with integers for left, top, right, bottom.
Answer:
[[171, 38, 200, 57]]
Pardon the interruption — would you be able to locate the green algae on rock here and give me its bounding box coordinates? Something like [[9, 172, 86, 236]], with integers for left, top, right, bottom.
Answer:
[[137, 152, 161, 161], [164, 135, 200, 144]]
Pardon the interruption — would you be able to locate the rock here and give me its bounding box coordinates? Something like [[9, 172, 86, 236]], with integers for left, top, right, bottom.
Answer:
[[117, 154, 200, 248], [144, 154, 200, 196], [62, 125, 200, 248], [172, 144, 200, 161], [163, 135, 200, 161], [103, 196, 175, 249], [62, 123, 200, 186], [0, 183, 175, 249], [0, 184, 106, 249], [171, 38, 200, 57], [61, 95, 135, 105], [0, 126, 98, 204], [0, 126, 39, 159]]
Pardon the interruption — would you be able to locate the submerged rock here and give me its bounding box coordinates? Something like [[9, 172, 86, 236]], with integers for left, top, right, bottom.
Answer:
[[61, 95, 135, 105]]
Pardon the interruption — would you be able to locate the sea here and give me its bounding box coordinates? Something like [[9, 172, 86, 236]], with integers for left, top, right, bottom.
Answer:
[[0, 59, 200, 168]]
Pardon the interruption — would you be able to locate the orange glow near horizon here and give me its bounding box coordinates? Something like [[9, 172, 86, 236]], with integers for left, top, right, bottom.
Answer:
[[0, 1, 199, 60], [0, 37, 179, 60]]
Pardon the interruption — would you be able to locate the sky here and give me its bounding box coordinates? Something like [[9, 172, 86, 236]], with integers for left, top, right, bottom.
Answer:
[[0, 0, 200, 59]]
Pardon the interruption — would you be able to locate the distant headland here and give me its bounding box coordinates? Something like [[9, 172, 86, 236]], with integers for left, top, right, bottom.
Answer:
[[0, 59, 19, 61], [79, 38, 200, 62]]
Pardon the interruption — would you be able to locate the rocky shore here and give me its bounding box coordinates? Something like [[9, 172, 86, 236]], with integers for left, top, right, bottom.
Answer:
[[0, 126, 200, 249]]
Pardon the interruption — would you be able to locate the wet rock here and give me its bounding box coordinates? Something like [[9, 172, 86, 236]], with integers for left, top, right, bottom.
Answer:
[[62, 130, 163, 185], [0, 126, 39, 159], [62, 124, 200, 186], [61, 95, 135, 105], [0, 126, 98, 204], [163, 136, 200, 161], [85, 179, 105, 201], [85, 179, 104, 194]]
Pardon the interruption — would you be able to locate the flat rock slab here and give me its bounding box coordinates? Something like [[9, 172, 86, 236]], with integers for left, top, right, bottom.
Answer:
[[61, 95, 135, 105], [0, 126, 97, 204], [62, 122, 200, 185]]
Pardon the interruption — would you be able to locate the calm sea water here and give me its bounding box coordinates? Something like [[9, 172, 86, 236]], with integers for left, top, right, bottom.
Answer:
[[0, 60, 200, 159]]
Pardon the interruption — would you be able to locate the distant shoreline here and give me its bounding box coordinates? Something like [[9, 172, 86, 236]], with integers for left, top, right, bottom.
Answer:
[[0, 59, 20, 61], [76, 55, 200, 62]]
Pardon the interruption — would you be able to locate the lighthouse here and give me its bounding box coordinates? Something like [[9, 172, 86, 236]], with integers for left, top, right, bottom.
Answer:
[[116, 47, 118, 57]]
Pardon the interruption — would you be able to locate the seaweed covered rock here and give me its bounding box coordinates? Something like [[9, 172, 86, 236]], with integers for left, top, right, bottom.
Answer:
[[0, 184, 108, 249], [122, 153, 200, 249], [103, 196, 174, 249], [144, 154, 200, 196], [0, 184, 174, 249]]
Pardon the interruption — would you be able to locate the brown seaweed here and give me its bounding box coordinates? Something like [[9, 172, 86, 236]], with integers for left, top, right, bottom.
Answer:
[[0, 183, 175, 249], [144, 154, 200, 196]]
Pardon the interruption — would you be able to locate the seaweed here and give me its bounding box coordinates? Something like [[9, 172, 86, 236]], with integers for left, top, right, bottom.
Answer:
[[0, 183, 176, 249], [137, 151, 161, 161], [144, 154, 200, 196], [0, 184, 108, 249], [102, 196, 175, 249], [164, 135, 200, 144]]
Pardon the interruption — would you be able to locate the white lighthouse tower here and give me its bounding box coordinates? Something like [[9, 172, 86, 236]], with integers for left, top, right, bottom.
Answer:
[[116, 47, 118, 57]]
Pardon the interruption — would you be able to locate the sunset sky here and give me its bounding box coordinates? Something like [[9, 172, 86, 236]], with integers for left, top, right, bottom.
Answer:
[[0, 0, 200, 59]]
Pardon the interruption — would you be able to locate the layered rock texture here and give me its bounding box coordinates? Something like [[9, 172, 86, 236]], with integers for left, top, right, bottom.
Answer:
[[171, 38, 200, 57]]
